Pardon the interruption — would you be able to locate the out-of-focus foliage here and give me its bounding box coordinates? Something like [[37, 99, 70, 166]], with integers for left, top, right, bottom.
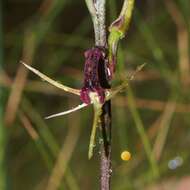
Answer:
[[2, 0, 190, 189]]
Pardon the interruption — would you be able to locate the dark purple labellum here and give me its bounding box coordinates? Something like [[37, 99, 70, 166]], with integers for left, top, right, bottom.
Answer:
[[80, 47, 109, 104]]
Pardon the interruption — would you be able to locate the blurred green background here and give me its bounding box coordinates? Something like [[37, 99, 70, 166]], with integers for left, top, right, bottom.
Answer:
[[1, 0, 190, 189]]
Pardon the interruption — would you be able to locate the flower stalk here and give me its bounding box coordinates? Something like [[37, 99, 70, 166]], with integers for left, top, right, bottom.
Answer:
[[108, 0, 135, 78], [22, 0, 136, 189]]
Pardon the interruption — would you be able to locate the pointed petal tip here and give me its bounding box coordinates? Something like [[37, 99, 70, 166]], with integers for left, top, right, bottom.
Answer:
[[88, 153, 93, 160], [20, 61, 30, 69], [44, 116, 51, 120], [20, 60, 26, 65]]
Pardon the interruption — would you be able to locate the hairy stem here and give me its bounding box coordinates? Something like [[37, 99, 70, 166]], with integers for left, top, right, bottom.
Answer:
[[93, 0, 112, 189], [92, 1, 112, 189], [85, 0, 106, 46], [100, 101, 111, 190], [85, 0, 111, 189]]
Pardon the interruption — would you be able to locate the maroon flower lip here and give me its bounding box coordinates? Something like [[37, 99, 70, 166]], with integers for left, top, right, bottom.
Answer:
[[80, 47, 109, 104]]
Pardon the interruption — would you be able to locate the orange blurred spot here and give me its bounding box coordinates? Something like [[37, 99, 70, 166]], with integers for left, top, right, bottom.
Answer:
[[121, 151, 131, 161]]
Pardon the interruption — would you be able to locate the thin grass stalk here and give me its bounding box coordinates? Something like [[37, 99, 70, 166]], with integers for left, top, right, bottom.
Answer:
[[165, 0, 190, 87], [21, 98, 79, 190], [152, 100, 176, 161], [46, 103, 81, 190], [5, 0, 68, 126], [0, 2, 7, 189], [127, 86, 159, 178], [19, 112, 78, 190]]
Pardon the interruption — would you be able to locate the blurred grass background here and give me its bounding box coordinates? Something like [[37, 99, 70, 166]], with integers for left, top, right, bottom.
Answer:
[[1, 0, 190, 189]]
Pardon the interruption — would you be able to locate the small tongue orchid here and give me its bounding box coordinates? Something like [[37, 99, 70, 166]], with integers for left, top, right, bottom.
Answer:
[[21, 57, 144, 159], [22, 0, 137, 159], [80, 46, 109, 105]]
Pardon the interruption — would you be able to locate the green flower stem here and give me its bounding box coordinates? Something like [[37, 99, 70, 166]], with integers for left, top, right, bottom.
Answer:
[[0, 2, 7, 189], [108, 0, 135, 74], [88, 104, 102, 159], [109, 0, 135, 36]]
